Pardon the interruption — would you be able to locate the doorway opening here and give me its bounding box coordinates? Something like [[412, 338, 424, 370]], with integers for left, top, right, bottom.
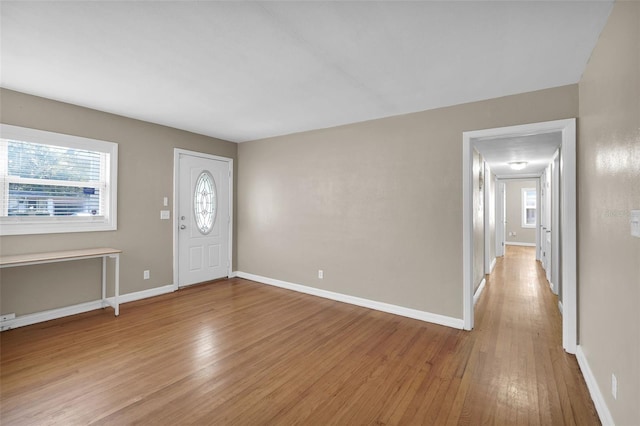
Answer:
[[462, 119, 576, 353]]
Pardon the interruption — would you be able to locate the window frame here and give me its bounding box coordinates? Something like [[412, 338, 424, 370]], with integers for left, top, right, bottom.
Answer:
[[521, 187, 536, 228], [0, 124, 118, 236]]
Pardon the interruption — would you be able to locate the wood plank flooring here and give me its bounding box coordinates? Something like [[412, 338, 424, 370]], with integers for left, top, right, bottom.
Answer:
[[0, 246, 600, 425]]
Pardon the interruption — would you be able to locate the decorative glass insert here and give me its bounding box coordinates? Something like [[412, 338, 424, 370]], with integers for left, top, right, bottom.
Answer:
[[193, 171, 216, 235]]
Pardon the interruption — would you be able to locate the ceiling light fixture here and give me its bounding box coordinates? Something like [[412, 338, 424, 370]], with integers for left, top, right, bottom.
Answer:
[[509, 161, 528, 170]]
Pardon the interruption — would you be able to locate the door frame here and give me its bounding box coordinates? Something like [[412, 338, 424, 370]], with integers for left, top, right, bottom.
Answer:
[[462, 118, 576, 353], [483, 162, 493, 275], [173, 148, 234, 290], [495, 180, 505, 257]]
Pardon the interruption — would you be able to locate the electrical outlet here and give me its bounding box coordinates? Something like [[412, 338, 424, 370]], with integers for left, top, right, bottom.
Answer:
[[1, 313, 16, 322], [143, 270, 150, 280], [612, 373, 617, 400], [318, 269, 324, 279]]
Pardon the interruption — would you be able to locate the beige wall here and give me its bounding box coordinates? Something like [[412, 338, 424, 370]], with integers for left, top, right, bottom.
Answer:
[[505, 179, 537, 245], [238, 85, 577, 319], [578, 2, 640, 425], [0, 89, 237, 316]]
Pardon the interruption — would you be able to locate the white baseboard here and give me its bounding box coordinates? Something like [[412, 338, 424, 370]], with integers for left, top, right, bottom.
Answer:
[[558, 300, 563, 315], [489, 257, 497, 273], [505, 242, 536, 247], [473, 278, 486, 305], [1, 284, 175, 331], [1, 300, 104, 331], [229, 271, 238, 278], [576, 345, 615, 426], [236, 271, 464, 330], [107, 284, 175, 305]]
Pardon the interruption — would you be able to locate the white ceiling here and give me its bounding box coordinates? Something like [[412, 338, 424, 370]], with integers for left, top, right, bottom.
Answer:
[[474, 132, 562, 177], [0, 1, 612, 143]]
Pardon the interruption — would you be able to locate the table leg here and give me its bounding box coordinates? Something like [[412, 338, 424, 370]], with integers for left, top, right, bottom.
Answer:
[[102, 256, 107, 308], [114, 254, 120, 316]]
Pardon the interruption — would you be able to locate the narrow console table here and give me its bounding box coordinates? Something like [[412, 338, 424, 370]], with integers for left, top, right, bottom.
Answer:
[[0, 248, 122, 316]]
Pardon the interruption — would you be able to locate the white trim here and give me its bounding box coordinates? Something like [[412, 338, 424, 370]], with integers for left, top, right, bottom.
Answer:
[[0, 300, 103, 331], [560, 120, 577, 354], [106, 284, 174, 305], [496, 181, 505, 257], [236, 271, 464, 330], [576, 346, 615, 426], [504, 241, 536, 247], [229, 271, 238, 278], [489, 257, 497, 274], [495, 173, 542, 180], [462, 130, 473, 330], [558, 300, 563, 315], [0, 285, 175, 331], [463, 119, 577, 352], [173, 149, 234, 290], [473, 278, 486, 305]]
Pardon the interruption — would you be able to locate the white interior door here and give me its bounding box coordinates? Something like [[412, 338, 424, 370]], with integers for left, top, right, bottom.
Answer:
[[178, 153, 230, 287]]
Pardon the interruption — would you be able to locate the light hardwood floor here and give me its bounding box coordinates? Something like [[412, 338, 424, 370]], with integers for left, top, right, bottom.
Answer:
[[0, 246, 599, 425]]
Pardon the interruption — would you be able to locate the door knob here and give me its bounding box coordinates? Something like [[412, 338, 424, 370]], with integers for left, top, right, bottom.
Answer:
[[180, 225, 186, 230]]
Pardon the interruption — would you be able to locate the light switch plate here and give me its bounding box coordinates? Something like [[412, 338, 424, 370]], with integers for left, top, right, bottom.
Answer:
[[631, 210, 640, 238], [160, 210, 170, 220]]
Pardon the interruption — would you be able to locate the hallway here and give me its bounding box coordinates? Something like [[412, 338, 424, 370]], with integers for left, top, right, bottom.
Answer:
[[465, 245, 599, 424]]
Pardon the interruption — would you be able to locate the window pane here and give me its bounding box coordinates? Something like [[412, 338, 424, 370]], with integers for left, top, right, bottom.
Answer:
[[8, 140, 102, 182], [522, 187, 537, 228], [4, 139, 105, 217], [8, 183, 100, 216], [526, 207, 536, 225], [525, 189, 536, 208]]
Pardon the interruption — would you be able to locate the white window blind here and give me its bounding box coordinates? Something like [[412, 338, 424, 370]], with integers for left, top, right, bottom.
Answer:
[[0, 124, 118, 235], [4, 140, 107, 217]]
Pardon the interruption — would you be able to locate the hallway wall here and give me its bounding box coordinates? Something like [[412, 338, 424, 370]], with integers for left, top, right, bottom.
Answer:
[[577, 2, 640, 424]]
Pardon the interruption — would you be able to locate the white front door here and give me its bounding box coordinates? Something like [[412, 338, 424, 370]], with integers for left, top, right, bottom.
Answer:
[[177, 152, 230, 287]]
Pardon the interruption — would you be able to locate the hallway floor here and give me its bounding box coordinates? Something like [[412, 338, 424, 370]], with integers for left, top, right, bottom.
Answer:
[[465, 245, 599, 424]]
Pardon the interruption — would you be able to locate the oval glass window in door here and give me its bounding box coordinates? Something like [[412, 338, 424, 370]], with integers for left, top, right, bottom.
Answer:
[[193, 171, 217, 235]]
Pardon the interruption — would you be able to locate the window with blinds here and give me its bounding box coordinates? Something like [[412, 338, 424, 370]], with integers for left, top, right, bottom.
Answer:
[[522, 187, 536, 228], [0, 124, 118, 235]]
